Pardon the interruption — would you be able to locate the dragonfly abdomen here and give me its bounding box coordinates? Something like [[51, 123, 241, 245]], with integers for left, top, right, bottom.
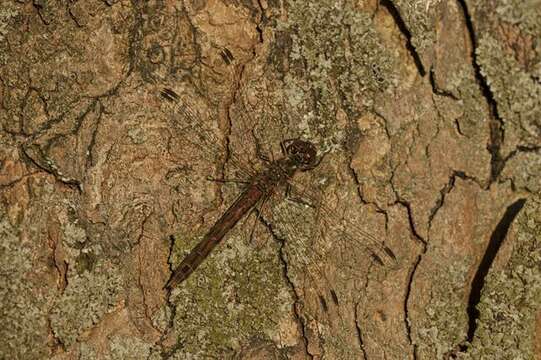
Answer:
[[166, 183, 264, 289]]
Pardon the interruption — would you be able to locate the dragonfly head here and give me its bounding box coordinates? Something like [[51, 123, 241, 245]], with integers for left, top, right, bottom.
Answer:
[[285, 139, 318, 170]]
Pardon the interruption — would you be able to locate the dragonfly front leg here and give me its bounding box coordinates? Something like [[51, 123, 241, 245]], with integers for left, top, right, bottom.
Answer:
[[206, 176, 250, 185], [245, 193, 273, 247], [285, 183, 317, 208], [280, 138, 296, 156], [251, 129, 274, 164]]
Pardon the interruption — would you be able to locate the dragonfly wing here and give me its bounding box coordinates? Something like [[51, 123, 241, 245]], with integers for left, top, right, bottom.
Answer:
[[284, 180, 397, 267], [258, 187, 374, 357], [160, 87, 257, 180]]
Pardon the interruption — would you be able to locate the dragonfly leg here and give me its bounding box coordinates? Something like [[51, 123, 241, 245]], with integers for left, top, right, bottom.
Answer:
[[285, 183, 316, 208], [280, 138, 296, 155], [245, 193, 272, 247], [206, 176, 250, 185], [251, 129, 274, 164]]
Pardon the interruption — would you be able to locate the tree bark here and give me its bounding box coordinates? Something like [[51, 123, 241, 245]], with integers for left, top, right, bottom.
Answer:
[[0, 0, 539, 359]]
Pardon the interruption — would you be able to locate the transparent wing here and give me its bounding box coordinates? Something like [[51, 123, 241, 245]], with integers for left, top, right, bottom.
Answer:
[[285, 180, 397, 267], [223, 74, 396, 266], [256, 185, 379, 357], [160, 85, 397, 274], [160, 87, 257, 180]]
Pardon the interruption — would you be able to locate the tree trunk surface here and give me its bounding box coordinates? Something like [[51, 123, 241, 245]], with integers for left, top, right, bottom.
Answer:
[[1, 0, 539, 359]]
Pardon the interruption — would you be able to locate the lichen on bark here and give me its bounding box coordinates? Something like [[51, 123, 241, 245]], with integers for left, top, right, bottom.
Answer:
[[0, 0, 539, 359]]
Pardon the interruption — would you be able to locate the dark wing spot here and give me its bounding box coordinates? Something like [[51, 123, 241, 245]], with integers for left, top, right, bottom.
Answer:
[[330, 289, 339, 306], [384, 246, 397, 260], [377, 310, 387, 322], [371, 253, 384, 266], [161, 88, 179, 101], [319, 295, 328, 312], [220, 50, 231, 65], [220, 48, 234, 65], [223, 48, 233, 60]]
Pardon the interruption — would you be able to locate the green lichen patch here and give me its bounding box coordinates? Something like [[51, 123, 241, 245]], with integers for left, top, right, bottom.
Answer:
[[258, 0, 397, 153], [495, 0, 541, 36], [166, 227, 293, 358], [0, 209, 50, 359], [283, 0, 395, 96], [414, 257, 473, 359], [477, 35, 541, 150], [460, 198, 541, 359], [501, 151, 541, 194], [77, 342, 99, 360], [0, 2, 19, 43], [49, 261, 123, 347], [391, 0, 439, 66], [106, 335, 153, 360]]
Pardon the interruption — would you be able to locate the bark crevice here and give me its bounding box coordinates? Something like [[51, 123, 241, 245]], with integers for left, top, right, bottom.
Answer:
[[465, 198, 527, 342]]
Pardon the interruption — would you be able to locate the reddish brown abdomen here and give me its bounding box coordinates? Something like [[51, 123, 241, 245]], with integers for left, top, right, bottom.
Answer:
[[166, 184, 264, 289]]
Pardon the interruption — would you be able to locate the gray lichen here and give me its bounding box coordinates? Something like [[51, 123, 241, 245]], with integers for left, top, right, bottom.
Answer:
[[106, 335, 152, 360], [266, 0, 396, 151], [166, 227, 293, 358], [495, 0, 541, 36], [0, 208, 50, 359], [502, 151, 541, 194], [477, 35, 541, 149], [392, 0, 439, 64], [414, 257, 473, 359], [0, 2, 18, 42], [459, 198, 541, 359], [77, 342, 99, 360], [49, 260, 122, 347]]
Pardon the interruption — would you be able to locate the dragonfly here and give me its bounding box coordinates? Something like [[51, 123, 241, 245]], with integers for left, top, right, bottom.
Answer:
[[160, 87, 397, 298]]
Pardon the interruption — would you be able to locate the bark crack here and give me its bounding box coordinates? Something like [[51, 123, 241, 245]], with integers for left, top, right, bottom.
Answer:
[[67, 4, 84, 28], [159, 237, 180, 359], [46, 316, 65, 354], [379, 0, 426, 77], [254, 0, 265, 45], [354, 302, 369, 360], [32, 0, 52, 25], [389, 168, 427, 358], [455, 0, 505, 184], [259, 216, 314, 359], [47, 228, 68, 294], [427, 171, 473, 227], [429, 67, 459, 100], [19, 97, 107, 193], [86, 100, 104, 168], [403, 254, 420, 360], [464, 198, 526, 343], [396, 199, 425, 360]]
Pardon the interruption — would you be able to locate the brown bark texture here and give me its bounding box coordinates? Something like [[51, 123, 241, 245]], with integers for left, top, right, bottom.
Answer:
[[0, 0, 540, 359]]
